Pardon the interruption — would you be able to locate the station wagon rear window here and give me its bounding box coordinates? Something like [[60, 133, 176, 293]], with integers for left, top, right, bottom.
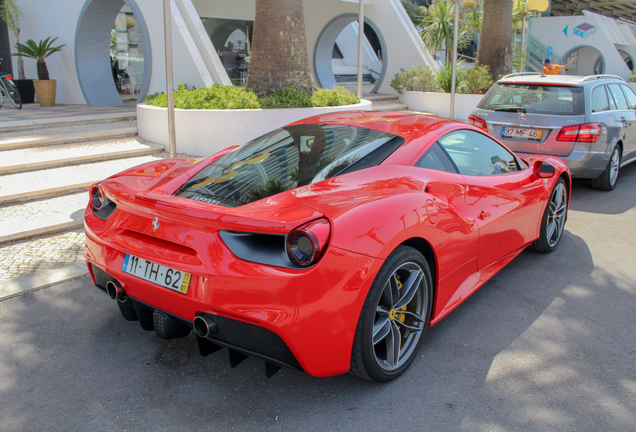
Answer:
[[478, 83, 585, 116]]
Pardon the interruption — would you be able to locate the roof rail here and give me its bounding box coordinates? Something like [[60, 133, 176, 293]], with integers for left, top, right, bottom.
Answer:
[[580, 74, 625, 83], [501, 72, 542, 79]]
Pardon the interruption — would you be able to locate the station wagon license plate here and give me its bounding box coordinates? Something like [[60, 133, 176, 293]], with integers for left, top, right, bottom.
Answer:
[[502, 127, 543, 140], [122, 254, 191, 294]]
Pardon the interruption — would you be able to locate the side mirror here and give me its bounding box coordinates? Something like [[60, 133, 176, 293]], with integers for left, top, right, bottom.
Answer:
[[534, 161, 556, 178]]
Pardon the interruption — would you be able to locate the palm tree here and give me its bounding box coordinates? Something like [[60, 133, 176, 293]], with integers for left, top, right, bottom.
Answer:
[[14, 37, 65, 80], [420, 0, 468, 63], [246, 0, 315, 95], [476, 0, 513, 80]]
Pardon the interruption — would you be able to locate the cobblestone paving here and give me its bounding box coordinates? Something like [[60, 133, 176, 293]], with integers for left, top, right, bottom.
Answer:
[[0, 228, 86, 282], [0, 193, 87, 231]]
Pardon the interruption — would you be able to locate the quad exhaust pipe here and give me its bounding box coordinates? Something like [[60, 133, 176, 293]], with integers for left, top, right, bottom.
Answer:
[[106, 280, 126, 301]]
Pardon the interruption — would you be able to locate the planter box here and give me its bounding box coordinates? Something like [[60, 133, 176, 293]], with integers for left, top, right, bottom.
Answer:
[[14, 79, 35, 104], [399, 91, 484, 121], [137, 100, 373, 157]]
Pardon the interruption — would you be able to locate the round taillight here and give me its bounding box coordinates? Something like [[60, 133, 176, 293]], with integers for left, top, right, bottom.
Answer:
[[90, 186, 105, 211], [286, 218, 331, 267]]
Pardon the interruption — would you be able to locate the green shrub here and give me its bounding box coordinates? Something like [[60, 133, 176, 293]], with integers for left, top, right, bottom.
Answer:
[[390, 65, 441, 94], [391, 63, 493, 94], [146, 84, 259, 109], [436, 62, 464, 93], [311, 87, 360, 106], [462, 64, 493, 94], [145, 85, 360, 109], [259, 86, 312, 108]]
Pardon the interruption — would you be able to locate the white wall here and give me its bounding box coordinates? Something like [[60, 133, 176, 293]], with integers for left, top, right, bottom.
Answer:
[[10, 0, 434, 105], [529, 13, 635, 80]]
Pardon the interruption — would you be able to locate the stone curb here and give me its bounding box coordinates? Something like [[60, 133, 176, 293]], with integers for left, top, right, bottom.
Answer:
[[0, 262, 88, 302]]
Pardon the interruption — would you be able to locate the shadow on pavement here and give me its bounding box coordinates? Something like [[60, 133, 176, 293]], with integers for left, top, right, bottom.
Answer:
[[2, 224, 634, 431]]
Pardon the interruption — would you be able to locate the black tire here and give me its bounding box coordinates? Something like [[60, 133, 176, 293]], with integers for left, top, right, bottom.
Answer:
[[528, 178, 568, 253], [591, 145, 621, 191], [350, 245, 433, 382], [4, 79, 22, 109]]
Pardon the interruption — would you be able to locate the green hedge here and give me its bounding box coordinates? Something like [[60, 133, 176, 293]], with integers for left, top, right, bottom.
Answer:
[[145, 84, 360, 109], [391, 63, 493, 95]]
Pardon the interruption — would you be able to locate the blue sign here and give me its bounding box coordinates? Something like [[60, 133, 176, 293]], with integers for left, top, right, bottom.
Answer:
[[573, 23, 597, 38]]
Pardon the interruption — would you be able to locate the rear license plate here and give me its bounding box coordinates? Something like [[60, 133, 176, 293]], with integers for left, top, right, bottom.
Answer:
[[502, 127, 543, 140], [122, 254, 191, 294]]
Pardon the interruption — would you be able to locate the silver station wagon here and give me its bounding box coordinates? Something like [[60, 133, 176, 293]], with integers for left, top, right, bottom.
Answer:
[[469, 74, 636, 190]]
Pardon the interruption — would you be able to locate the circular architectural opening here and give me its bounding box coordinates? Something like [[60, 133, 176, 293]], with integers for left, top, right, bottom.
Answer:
[[203, 19, 252, 86], [563, 46, 604, 76], [76, 0, 151, 106], [315, 14, 387, 94], [112, 6, 145, 102]]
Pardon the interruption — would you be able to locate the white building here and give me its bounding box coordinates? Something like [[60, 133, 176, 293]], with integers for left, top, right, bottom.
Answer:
[[2, 0, 438, 106], [526, 11, 635, 80]]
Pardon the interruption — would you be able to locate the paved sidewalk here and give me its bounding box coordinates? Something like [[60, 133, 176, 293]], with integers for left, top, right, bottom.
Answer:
[[0, 103, 140, 299]]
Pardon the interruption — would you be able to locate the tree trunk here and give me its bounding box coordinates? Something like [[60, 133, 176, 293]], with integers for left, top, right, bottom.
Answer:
[[477, 0, 513, 81], [37, 59, 50, 80], [246, 0, 315, 95]]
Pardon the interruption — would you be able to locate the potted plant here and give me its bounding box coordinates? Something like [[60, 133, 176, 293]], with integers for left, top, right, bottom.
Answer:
[[0, 0, 34, 103], [14, 37, 65, 106]]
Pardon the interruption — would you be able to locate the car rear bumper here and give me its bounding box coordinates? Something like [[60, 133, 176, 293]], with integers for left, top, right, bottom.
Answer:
[[84, 229, 382, 377], [519, 146, 609, 179]]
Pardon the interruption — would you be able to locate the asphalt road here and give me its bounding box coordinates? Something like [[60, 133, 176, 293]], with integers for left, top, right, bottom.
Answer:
[[1, 165, 635, 432]]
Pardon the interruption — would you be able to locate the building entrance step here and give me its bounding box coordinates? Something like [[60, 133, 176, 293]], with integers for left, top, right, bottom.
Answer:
[[0, 138, 163, 175], [0, 154, 165, 204]]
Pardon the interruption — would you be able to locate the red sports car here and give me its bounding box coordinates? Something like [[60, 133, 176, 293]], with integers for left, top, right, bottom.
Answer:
[[84, 111, 570, 382]]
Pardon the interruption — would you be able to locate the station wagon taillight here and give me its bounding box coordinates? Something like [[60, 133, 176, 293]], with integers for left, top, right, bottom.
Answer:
[[468, 114, 487, 131], [556, 123, 601, 143]]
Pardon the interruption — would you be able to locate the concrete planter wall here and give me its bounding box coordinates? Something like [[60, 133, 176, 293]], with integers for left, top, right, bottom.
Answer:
[[399, 91, 484, 121], [137, 100, 373, 157], [628, 82, 636, 92]]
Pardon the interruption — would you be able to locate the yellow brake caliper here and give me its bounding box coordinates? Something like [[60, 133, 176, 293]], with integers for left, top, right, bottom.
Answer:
[[395, 278, 407, 323]]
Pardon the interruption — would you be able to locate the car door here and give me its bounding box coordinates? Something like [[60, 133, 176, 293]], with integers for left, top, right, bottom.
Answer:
[[436, 130, 548, 270], [617, 84, 636, 162]]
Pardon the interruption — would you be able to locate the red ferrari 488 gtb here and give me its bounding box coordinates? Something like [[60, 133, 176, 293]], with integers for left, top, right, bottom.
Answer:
[[84, 111, 570, 382]]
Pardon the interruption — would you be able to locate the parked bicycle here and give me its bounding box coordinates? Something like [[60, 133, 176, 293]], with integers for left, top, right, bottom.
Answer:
[[0, 57, 23, 109]]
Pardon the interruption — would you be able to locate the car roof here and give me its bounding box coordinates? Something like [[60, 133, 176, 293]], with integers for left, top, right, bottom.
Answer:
[[496, 73, 626, 86], [290, 110, 468, 141]]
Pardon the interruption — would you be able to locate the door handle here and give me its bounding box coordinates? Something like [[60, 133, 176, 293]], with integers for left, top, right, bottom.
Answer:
[[478, 211, 491, 220]]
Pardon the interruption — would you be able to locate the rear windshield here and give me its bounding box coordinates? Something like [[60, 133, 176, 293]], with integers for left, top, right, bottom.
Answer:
[[177, 124, 403, 207], [478, 83, 585, 115]]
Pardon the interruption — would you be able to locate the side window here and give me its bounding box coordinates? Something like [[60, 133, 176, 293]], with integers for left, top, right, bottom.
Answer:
[[620, 84, 636, 109], [438, 130, 522, 176], [415, 142, 458, 173], [608, 84, 629, 110], [591, 85, 609, 112]]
